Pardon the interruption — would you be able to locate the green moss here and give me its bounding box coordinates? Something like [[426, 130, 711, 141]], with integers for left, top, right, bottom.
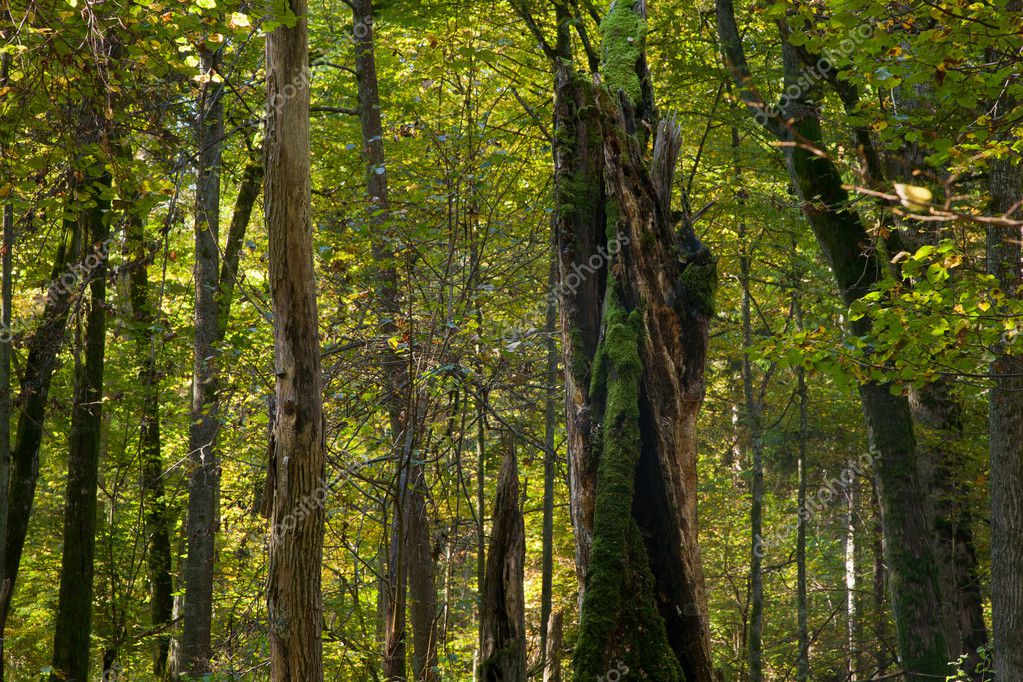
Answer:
[[573, 277, 647, 680], [599, 1, 646, 104], [569, 325, 591, 389], [679, 259, 718, 317], [605, 197, 621, 242], [560, 168, 601, 219], [620, 521, 684, 681]]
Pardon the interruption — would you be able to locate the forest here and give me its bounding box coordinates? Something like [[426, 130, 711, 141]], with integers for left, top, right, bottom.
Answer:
[[0, 0, 1021, 679]]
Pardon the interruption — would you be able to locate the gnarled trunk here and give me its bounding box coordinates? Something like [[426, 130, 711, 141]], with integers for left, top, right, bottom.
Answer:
[[560, 4, 716, 680], [478, 447, 526, 682]]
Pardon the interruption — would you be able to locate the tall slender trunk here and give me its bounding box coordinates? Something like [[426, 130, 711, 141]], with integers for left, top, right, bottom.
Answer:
[[218, 149, 263, 337], [407, 458, 437, 682], [845, 487, 858, 681], [264, 0, 325, 673], [987, 145, 1023, 682], [539, 255, 558, 666], [715, 8, 950, 676], [353, 1, 406, 673], [50, 166, 111, 682], [0, 217, 78, 643], [352, 2, 436, 677], [474, 387, 485, 674], [127, 200, 174, 679], [737, 129, 763, 682], [179, 43, 225, 677], [478, 446, 526, 682], [0, 49, 12, 682], [871, 480, 889, 677], [796, 346, 809, 682]]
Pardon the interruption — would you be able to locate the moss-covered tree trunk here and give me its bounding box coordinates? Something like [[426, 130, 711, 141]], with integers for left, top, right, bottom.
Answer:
[[553, 3, 716, 680], [715, 2, 951, 676]]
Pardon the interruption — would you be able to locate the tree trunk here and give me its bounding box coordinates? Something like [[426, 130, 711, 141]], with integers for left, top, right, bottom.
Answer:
[[407, 463, 437, 682], [987, 148, 1023, 682], [908, 382, 987, 664], [715, 7, 951, 676], [880, 80, 987, 665], [179, 43, 225, 677], [563, 4, 716, 679], [126, 197, 174, 680], [845, 487, 858, 681], [738, 137, 763, 682], [796, 351, 809, 682], [871, 480, 890, 677], [352, 1, 437, 677], [264, 0, 326, 674], [0, 215, 79, 652], [218, 149, 263, 337], [50, 167, 111, 682], [478, 446, 526, 682], [543, 611, 563, 682], [539, 255, 558, 666], [0, 49, 12, 682]]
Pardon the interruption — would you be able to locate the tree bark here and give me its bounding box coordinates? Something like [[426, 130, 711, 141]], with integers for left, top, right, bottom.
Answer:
[[352, 2, 437, 677], [539, 255, 558, 666], [218, 149, 263, 338], [126, 196, 174, 680], [543, 610, 563, 682], [50, 166, 111, 682], [796, 347, 809, 682], [264, 0, 326, 674], [715, 5, 950, 676], [907, 382, 987, 663], [987, 147, 1023, 682], [877, 79, 987, 664], [737, 131, 763, 682], [179, 43, 225, 678], [0, 49, 12, 682], [0, 218, 78, 646], [562, 4, 716, 679], [478, 446, 526, 682]]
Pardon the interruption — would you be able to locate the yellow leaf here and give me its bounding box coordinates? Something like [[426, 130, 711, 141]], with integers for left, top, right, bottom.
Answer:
[[228, 12, 250, 28], [894, 183, 933, 211]]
